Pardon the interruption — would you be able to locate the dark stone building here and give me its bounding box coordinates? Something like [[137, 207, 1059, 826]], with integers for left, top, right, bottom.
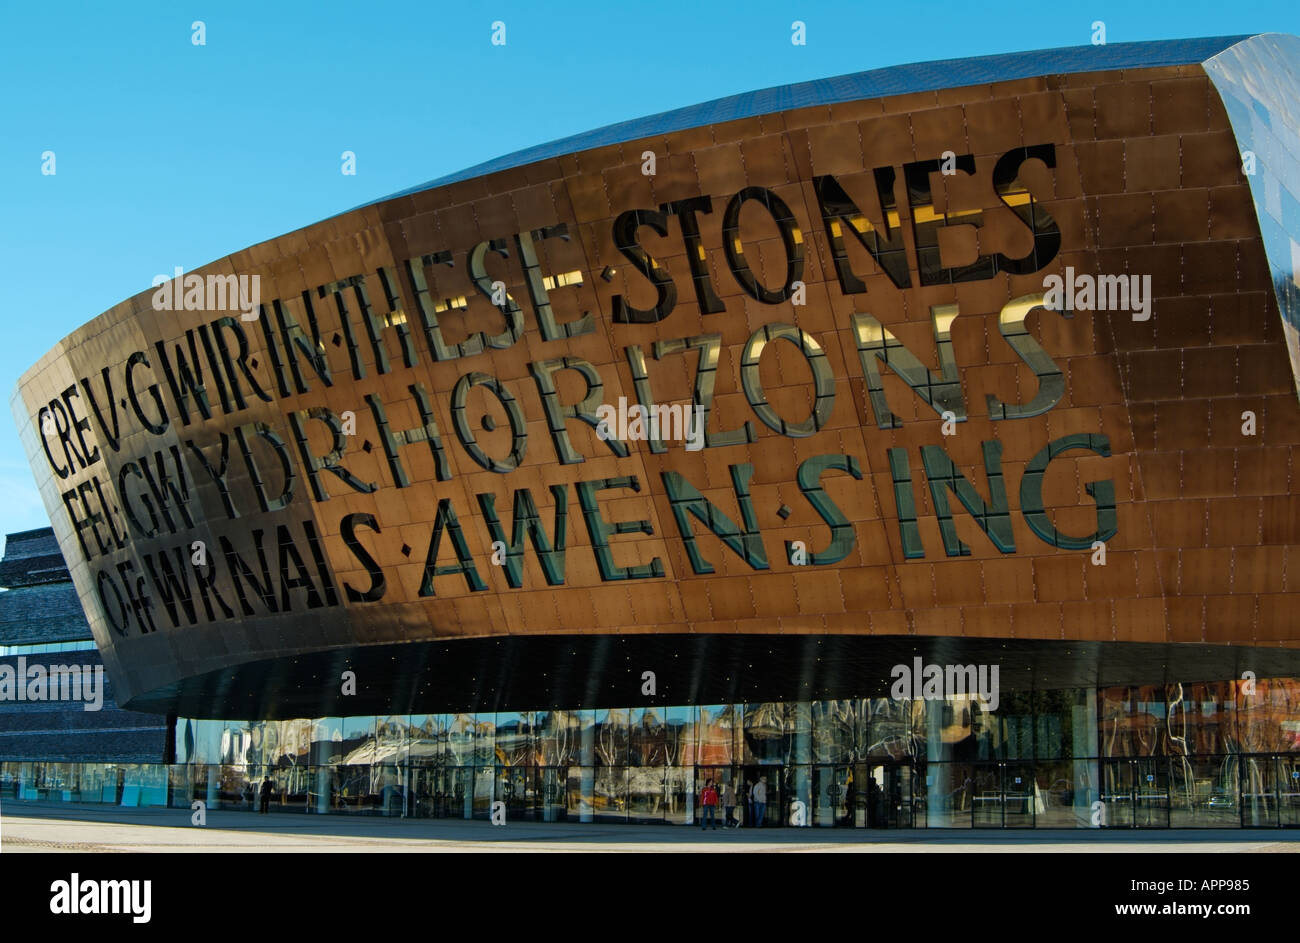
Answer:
[[0, 528, 167, 768]]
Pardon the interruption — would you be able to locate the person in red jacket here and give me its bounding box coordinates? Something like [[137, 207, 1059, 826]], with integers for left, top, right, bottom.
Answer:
[[700, 779, 719, 830]]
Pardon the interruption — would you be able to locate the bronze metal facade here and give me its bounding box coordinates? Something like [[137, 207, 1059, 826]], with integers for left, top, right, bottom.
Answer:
[[14, 37, 1300, 719]]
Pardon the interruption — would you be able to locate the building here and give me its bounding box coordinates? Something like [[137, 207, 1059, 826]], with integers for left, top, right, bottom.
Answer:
[[7, 34, 1300, 827], [0, 528, 168, 801]]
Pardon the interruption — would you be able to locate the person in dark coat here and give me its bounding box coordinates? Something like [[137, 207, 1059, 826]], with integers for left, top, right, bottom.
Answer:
[[259, 777, 273, 813]]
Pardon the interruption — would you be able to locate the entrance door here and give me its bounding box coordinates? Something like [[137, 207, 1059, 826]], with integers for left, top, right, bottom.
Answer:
[[1241, 755, 1277, 827], [1132, 758, 1169, 827], [740, 767, 780, 828], [1101, 760, 1134, 827], [1004, 764, 1035, 828], [865, 762, 914, 828], [973, 765, 1003, 827], [972, 763, 1035, 828], [1278, 756, 1300, 827], [1103, 759, 1169, 827], [813, 766, 853, 827]]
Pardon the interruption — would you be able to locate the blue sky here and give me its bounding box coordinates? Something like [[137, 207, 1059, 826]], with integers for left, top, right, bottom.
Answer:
[[0, 0, 1296, 545]]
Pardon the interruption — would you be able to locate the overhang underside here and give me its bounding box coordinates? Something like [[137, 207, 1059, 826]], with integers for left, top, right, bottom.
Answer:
[[124, 634, 1300, 720]]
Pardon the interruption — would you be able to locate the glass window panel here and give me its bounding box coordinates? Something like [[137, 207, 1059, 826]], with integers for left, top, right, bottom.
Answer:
[[374, 716, 409, 766], [176, 718, 213, 765], [307, 718, 341, 765], [538, 765, 567, 822], [338, 717, 377, 765], [923, 761, 973, 827], [744, 702, 795, 765], [536, 710, 582, 766], [1169, 754, 1240, 827], [407, 760, 440, 817], [630, 707, 667, 766], [1133, 685, 1166, 756], [865, 697, 923, 759], [575, 710, 596, 766], [996, 690, 1033, 760], [495, 711, 533, 766], [813, 699, 859, 765], [1029, 687, 1096, 760], [925, 695, 979, 762], [1239, 677, 1300, 753], [1100, 686, 1133, 758], [501, 765, 535, 821], [665, 706, 694, 770], [627, 765, 664, 823], [446, 714, 475, 766], [1032, 758, 1094, 827], [334, 764, 376, 812], [279, 719, 314, 767], [472, 766, 497, 818], [812, 765, 849, 826], [567, 767, 592, 821], [664, 764, 692, 825], [1278, 755, 1300, 826], [1240, 754, 1278, 827], [280, 762, 311, 811], [787, 765, 812, 828], [594, 709, 628, 766], [972, 765, 1003, 827], [592, 766, 627, 822], [694, 705, 732, 766], [472, 714, 496, 766], [410, 714, 449, 766], [445, 765, 473, 818]]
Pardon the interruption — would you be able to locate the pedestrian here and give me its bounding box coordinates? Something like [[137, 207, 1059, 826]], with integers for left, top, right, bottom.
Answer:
[[752, 775, 767, 828], [259, 776, 273, 814], [700, 778, 719, 830], [721, 779, 738, 828]]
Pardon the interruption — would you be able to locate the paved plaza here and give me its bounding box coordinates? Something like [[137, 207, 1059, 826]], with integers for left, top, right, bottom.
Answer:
[[3, 802, 1298, 853]]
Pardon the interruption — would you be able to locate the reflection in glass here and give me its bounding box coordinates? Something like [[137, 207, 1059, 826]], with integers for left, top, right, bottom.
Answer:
[[627, 764, 664, 822], [865, 697, 922, 758], [1241, 754, 1277, 827], [17, 675, 1300, 829], [593, 766, 626, 822], [925, 761, 973, 827], [1169, 754, 1239, 827], [496, 711, 533, 767], [630, 707, 666, 766], [695, 705, 731, 765], [595, 709, 629, 767]]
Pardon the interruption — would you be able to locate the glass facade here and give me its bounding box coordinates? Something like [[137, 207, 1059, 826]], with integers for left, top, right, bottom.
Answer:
[[4, 676, 1298, 828], [0, 640, 97, 656]]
